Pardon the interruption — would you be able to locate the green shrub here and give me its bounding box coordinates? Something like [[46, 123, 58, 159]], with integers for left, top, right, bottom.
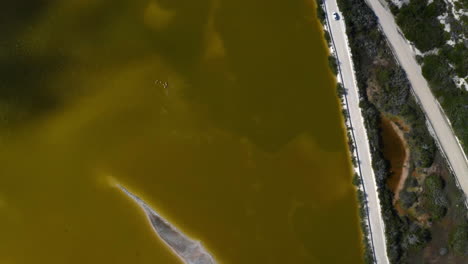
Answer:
[[440, 43, 468, 78], [396, 0, 448, 52], [403, 224, 431, 250], [422, 174, 447, 221], [324, 30, 331, 44], [315, 0, 326, 24], [450, 224, 468, 256], [352, 172, 361, 186], [328, 55, 338, 75], [336, 83, 346, 97], [422, 52, 468, 156], [400, 189, 417, 209], [422, 54, 455, 90]]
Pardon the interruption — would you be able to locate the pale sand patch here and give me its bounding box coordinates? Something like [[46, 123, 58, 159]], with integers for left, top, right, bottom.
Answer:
[[117, 184, 217, 264]]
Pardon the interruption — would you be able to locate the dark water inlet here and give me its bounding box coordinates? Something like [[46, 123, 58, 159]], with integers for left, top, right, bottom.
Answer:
[[380, 117, 408, 194]]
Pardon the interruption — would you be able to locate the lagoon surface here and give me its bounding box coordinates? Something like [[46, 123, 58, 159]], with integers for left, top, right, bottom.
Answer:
[[0, 1, 363, 263]]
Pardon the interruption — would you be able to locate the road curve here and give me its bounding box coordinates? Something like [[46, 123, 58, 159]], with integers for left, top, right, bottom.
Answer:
[[322, 1, 390, 263], [364, 0, 468, 202]]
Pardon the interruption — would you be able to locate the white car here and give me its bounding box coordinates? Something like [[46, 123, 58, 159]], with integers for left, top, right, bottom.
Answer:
[[332, 12, 340, 21]]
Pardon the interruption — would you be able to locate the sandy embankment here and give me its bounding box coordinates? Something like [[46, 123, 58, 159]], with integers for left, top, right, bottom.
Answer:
[[117, 184, 217, 264]]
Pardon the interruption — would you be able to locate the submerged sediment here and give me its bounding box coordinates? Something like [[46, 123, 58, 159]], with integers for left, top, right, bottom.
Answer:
[[118, 185, 217, 264]]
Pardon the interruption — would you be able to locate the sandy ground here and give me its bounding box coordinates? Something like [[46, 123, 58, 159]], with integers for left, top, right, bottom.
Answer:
[[118, 185, 217, 264]]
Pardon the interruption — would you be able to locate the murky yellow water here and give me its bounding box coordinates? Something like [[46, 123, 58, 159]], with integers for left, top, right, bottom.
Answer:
[[0, 0, 363, 263], [381, 117, 407, 193]]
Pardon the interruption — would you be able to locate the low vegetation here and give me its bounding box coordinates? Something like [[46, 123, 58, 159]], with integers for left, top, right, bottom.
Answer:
[[388, 0, 468, 155], [394, 0, 448, 52], [450, 224, 468, 256], [328, 55, 338, 75], [335, 0, 468, 262], [421, 174, 448, 221]]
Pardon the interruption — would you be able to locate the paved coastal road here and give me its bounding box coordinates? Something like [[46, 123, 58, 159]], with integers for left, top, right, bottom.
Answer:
[[323, 1, 390, 263], [364, 0, 468, 202]]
